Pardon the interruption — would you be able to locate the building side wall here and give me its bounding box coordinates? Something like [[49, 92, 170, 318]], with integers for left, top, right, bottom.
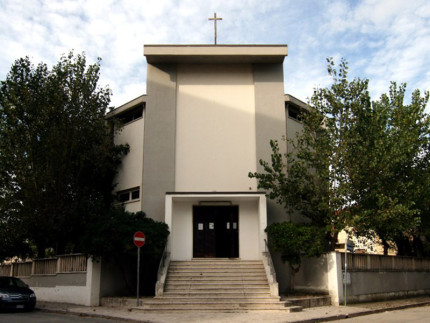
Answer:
[[175, 64, 257, 191], [142, 63, 177, 222], [254, 64, 288, 224], [114, 118, 144, 212]]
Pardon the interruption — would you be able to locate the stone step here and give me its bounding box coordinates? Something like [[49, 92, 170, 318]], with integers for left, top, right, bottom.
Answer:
[[135, 306, 303, 312], [166, 277, 268, 283], [169, 264, 265, 269], [167, 274, 267, 280], [137, 302, 296, 311], [151, 259, 302, 312], [146, 298, 285, 304], [169, 264, 264, 268], [284, 295, 332, 308], [165, 283, 269, 290], [158, 294, 279, 300], [171, 260, 263, 264], [161, 291, 275, 297], [167, 275, 268, 280], [168, 269, 266, 275]]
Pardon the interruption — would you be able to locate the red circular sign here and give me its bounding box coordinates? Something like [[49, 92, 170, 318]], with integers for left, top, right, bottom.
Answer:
[[133, 231, 146, 247]]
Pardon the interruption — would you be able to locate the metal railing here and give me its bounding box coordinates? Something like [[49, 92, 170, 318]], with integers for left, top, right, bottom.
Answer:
[[155, 243, 170, 296], [12, 261, 32, 277], [340, 253, 430, 271], [0, 264, 12, 276], [263, 239, 277, 281], [58, 254, 87, 273], [0, 254, 87, 277], [33, 258, 58, 275]]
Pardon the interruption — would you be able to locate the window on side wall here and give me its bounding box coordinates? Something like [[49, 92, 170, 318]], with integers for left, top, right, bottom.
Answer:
[[117, 187, 140, 204], [118, 104, 144, 125], [287, 104, 308, 122]]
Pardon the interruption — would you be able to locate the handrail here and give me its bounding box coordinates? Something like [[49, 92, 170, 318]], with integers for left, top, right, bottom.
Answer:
[[264, 239, 277, 281], [157, 243, 168, 282], [262, 239, 279, 296], [155, 242, 170, 296]]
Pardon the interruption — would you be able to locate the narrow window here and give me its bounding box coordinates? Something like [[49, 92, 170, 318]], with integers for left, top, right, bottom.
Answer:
[[117, 187, 140, 203]]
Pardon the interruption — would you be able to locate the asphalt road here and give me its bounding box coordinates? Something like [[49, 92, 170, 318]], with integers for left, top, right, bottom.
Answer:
[[344, 305, 430, 322], [0, 310, 124, 323]]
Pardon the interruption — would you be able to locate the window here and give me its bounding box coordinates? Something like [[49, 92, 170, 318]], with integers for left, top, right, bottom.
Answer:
[[117, 187, 140, 203], [287, 104, 308, 122], [117, 104, 144, 125]]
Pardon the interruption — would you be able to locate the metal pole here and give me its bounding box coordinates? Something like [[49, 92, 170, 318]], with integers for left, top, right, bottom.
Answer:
[[137, 246, 140, 306], [344, 239, 347, 306]]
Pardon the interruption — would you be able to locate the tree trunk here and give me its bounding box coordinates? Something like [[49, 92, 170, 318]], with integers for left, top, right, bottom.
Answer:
[[382, 239, 389, 256], [37, 242, 46, 258], [289, 265, 300, 294]]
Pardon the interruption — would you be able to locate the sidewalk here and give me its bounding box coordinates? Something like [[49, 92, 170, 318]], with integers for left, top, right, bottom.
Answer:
[[36, 296, 430, 323]]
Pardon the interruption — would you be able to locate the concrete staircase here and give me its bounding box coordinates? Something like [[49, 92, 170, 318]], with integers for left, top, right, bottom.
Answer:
[[139, 259, 302, 312]]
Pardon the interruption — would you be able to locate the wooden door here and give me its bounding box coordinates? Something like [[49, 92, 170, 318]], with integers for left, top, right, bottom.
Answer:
[[193, 205, 238, 258]]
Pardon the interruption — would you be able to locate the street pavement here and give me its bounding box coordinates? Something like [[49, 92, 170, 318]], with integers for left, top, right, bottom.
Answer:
[[35, 296, 430, 323]]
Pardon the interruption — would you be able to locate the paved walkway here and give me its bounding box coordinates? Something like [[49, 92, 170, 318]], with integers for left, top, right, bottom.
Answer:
[[37, 296, 430, 323]]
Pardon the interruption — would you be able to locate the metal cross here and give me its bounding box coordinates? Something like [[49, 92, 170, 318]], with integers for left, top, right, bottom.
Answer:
[[208, 12, 222, 45]]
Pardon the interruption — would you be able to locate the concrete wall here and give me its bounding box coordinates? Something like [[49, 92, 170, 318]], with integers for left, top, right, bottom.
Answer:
[[292, 252, 430, 305], [114, 117, 144, 213], [347, 271, 430, 302], [295, 255, 329, 294], [142, 63, 177, 222], [175, 64, 257, 191], [254, 64, 288, 225], [22, 258, 101, 306]]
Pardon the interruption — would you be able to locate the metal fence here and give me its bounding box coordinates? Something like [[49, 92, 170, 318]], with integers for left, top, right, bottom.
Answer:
[[58, 254, 87, 273], [340, 252, 430, 271], [0, 254, 87, 277]]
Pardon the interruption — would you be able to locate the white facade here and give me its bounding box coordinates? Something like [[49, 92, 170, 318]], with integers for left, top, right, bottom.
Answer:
[[165, 193, 266, 261], [175, 64, 258, 192], [107, 45, 307, 268]]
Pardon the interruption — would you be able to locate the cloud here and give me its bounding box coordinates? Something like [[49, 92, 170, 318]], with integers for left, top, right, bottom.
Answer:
[[0, 0, 429, 109]]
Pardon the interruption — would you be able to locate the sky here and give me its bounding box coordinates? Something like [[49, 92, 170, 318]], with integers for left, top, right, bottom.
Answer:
[[0, 0, 429, 109]]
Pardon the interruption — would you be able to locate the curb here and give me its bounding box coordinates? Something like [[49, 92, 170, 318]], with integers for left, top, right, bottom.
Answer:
[[291, 301, 430, 323], [36, 306, 150, 323]]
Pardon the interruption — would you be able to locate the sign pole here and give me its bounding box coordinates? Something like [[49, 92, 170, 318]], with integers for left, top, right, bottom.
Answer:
[[133, 231, 146, 307], [344, 239, 347, 306], [137, 246, 140, 306], [344, 238, 354, 306]]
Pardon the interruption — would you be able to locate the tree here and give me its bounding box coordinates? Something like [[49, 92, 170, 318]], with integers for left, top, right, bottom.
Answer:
[[0, 52, 128, 259], [81, 208, 169, 295], [265, 222, 326, 292], [250, 58, 430, 256]]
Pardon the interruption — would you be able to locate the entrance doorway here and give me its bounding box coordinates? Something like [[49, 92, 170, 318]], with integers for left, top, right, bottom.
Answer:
[[193, 205, 239, 258]]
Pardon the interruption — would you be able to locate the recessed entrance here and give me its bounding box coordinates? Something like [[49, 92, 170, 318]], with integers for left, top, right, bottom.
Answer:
[[193, 205, 239, 258]]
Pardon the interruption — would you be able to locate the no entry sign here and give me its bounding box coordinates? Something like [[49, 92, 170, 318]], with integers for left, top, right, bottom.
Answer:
[[133, 231, 146, 248]]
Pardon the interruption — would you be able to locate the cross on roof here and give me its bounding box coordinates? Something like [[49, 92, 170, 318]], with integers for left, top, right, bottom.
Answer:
[[208, 12, 222, 45]]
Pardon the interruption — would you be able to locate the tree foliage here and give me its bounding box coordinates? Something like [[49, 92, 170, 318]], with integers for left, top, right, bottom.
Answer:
[[250, 58, 430, 256], [265, 221, 326, 292], [81, 208, 169, 296], [266, 222, 326, 268], [0, 52, 128, 259]]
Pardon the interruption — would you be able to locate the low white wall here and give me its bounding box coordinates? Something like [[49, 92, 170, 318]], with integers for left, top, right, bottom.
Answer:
[[326, 252, 430, 305], [346, 271, 430, 303], [294, 255, 329, 294], [28, 258, 101, 306], [275, 252, 430, 305]]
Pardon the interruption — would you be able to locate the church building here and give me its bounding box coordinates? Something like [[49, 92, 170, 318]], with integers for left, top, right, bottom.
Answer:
[[106, 44, 308, 295]]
